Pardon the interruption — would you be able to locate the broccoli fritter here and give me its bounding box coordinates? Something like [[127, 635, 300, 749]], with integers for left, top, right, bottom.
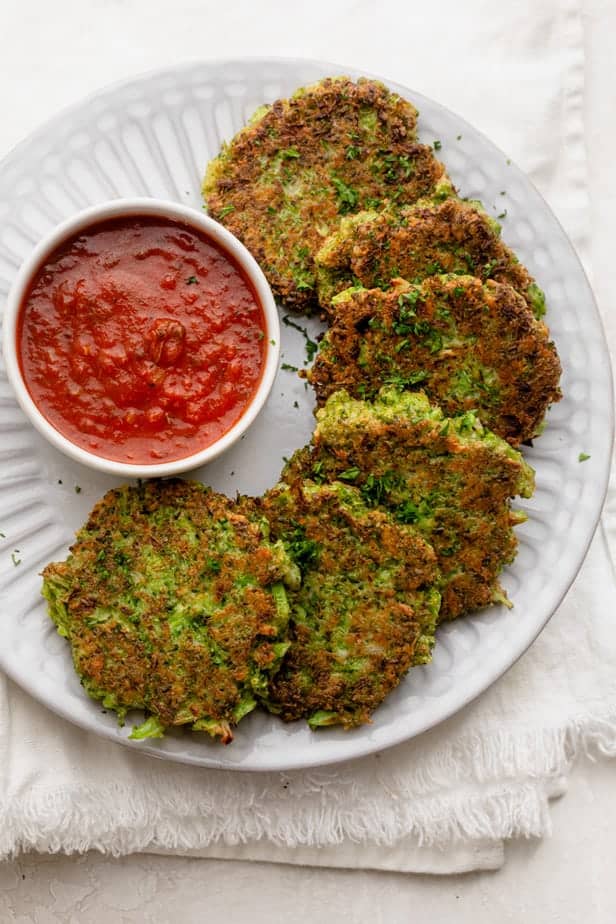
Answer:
[[315, 196, 547, 318], [41, 480, 299, 743], [203, 76, 451, 313], [283, 388, 534, 620], [308, 276, 561, 445], [257, 480, 441, 728]]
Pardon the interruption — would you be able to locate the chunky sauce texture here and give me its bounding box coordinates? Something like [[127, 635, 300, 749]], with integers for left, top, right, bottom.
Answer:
[[18, 217, 267, 463]]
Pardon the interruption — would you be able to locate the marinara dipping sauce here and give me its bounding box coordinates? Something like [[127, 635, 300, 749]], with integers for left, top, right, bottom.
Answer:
[[17, 216, 268, 464]]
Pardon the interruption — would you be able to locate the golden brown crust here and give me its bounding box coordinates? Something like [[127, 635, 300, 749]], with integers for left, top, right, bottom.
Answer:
[[42, 480, 294, 740], [259, 481, 440, 726], [282, 389, 534, 620], [309, 276, 561, 445], [203, 77, 448, 312], [315, 197, 545, 317]]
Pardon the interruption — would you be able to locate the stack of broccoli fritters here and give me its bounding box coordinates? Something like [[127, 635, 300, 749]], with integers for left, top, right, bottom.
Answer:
[[309, 275, 561, 445], [42, 480, 299, 742], [258, 481, 441, 728], [203, 76, 451, 312], [283, 388, 534, 621]]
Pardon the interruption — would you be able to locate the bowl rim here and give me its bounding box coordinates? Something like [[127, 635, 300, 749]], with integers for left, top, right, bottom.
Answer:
[[1, 197, 281, 477]]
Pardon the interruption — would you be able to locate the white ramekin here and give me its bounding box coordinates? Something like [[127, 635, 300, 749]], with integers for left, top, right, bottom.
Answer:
[[2, 198, 281, 478]]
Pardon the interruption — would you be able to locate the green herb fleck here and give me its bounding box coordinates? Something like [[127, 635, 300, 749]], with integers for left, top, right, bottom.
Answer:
[[433, 140, 442, 151], [293, 400, 299, 409], [75, 486, 82, 494], [456, 134, 462, 141], [361, 471, 400, 506], [281, 362, 299, 372], [383, 370, 428, 388], [311, 461, 325, 483], [338, 467, 361, 482], [497, 209, 507, 220], [331, 175, 359, 214], [395, 497, 433, 525], [578, 452, 591, 462], [281, 147, 300, 159], [218, 205, 235, 219], [285, 526, 320, 569], [11, 551, 21, 566], [346, 145, 360, 160], [186, 275, 198, 285], [483, 258, 499, 278]]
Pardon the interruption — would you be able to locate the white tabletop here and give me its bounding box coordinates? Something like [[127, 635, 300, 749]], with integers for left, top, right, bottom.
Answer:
[[0, 0, 614, 920]]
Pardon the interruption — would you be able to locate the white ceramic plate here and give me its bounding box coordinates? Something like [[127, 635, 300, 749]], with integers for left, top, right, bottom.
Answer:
[[0, 58, 612, 772]]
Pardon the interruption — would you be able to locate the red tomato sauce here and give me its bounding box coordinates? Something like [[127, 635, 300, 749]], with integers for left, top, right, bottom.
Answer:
[[17, 216, 267, 464]]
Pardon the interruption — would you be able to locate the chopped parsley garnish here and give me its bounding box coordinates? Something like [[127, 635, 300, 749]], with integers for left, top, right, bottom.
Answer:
[[281, 362, 299, 372], [456, 134, 462, 141], [75, 486, 82, 494], [423, 329, 443, 354], [397, 289, 422, 310], [483, 258, 499, 278], [433, 140, 442, 151], [578, 452, 591, 462], [285, 526, 320, 569], [11, 551, 21, 566], [218, 205, 235, 218], [346, 145, 360, 160], [395, 497, 432, 525], [360, 471, 400, 506], [0, 531, 4, 539], [338, 467, 361, 482], [331, 175, 359, 214], [311, 461, 325, 483], [186, 275, 198, 285], [281, 147, 300, 159], [378, 153, 414, 182], [383, 370, 428, 388], [497, 209, 507, 220]]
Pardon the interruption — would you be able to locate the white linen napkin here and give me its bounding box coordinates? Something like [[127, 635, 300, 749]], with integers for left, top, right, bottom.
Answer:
[[1, 0, 613, 875]]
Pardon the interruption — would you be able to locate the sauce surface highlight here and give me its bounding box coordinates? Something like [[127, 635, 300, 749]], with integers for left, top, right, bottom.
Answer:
[[18, 216, 267, 464]]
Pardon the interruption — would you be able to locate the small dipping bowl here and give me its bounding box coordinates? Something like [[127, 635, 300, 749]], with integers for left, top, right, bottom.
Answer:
[[2, 199, 280, 478]]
